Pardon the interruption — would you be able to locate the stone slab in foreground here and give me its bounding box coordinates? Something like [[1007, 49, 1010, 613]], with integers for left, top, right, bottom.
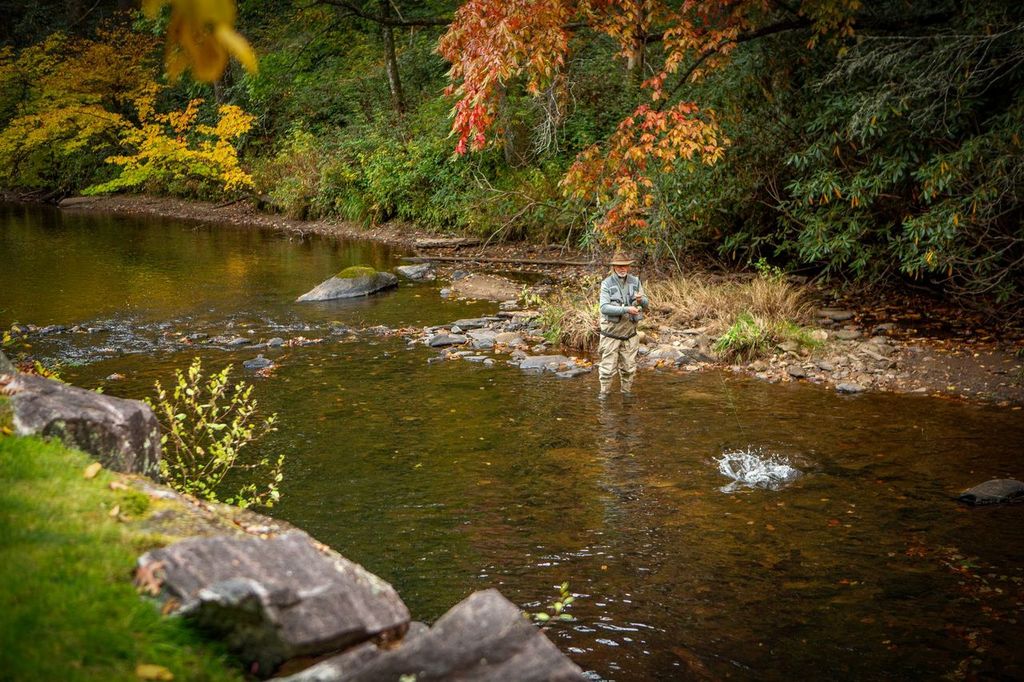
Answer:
[[3, 372, 160, 476], [275, 589, 586, 682], [139, 531, 410, 676]]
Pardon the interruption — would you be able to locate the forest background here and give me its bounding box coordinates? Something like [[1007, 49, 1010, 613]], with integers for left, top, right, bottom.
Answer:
[[1, 0, 1022, 314]]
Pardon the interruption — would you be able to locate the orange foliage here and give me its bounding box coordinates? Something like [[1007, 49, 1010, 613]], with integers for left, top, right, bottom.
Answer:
[[439, 0, 859, 239]]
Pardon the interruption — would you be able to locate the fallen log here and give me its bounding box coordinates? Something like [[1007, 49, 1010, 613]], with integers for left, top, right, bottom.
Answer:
[[413, 237, 483, 249], [402, 255, 595, 267]]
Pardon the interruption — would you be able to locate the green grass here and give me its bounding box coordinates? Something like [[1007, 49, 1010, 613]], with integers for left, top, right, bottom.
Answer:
[[0, 436, 244, 682]]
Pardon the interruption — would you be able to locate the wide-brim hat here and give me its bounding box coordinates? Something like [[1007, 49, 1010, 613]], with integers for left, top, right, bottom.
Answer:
[[609, 251, 635, 266]]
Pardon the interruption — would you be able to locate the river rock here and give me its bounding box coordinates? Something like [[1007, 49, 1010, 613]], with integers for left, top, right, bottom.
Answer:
[[428, 334, 468, 347], [817, 309, 854, 322], [556, 367, 591, 379], [0, 349, 15, 375], [958, 479, 1024, 506], [274, 589, 585, 682], [494, 332, 524, 346], [243, 355, 274, 370], [833, 329, 861, 341], [519, 355, 572, 373], [297, 267, 398, 302], [451, 318, 490, 330], [646, 345, 683, 363], [139, 531, 410, 676], [787, 364, 808, 379], [836, 382, 865, 394], [5, 373, 160, 476], [395, 264, 435, 281]]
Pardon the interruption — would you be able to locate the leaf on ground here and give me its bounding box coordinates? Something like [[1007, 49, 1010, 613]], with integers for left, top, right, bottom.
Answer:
[[135, 560, 165, 596], [83, 462, 102, 479], [108, 504, 120, 518], [136, 663, 174, 680]]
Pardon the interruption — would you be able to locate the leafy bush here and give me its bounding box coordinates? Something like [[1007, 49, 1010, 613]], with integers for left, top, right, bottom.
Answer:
[[147, 358, 283, 509]]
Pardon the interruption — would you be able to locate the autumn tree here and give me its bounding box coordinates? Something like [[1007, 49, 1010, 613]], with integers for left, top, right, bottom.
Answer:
[[438, 0, 860, 242]]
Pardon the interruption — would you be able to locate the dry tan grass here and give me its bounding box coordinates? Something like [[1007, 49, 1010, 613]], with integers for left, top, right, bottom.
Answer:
[[644, 274, 815, 333], [540, 273, 815, 351]]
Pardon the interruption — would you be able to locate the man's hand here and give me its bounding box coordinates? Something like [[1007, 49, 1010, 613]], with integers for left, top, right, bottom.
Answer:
[[626, 306, 640, 316]]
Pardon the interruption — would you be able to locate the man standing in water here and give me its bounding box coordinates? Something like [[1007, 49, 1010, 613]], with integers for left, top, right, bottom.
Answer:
[[598, 251, 649, 397]]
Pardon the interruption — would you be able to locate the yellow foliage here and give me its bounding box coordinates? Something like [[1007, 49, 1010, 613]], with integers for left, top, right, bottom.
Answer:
[[0, 28, 157, 190], [145, 0, 257, 82], [87, 89, 255, 195]]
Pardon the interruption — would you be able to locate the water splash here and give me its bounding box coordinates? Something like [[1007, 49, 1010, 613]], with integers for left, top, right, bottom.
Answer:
[[716, 449, 802, 492]]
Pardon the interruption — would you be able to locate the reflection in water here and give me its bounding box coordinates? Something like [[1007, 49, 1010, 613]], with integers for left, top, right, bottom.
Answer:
[[716, 449, 803, 492], [4, 204, 1024, 681]]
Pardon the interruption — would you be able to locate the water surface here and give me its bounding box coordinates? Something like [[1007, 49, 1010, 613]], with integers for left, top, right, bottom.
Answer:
[[3, 203, 1023, 680]]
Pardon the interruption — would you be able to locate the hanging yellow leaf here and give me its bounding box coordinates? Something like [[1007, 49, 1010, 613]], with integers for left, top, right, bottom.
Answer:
[[146, 0, 257, 82]]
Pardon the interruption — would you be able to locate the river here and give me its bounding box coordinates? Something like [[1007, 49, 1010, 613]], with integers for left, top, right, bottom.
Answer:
[[3, 202, 1023, 680]]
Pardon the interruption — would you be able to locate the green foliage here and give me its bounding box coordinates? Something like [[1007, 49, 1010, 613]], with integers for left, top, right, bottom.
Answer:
[[714, 312, 774, 361], [527, 581, 577, 625], [147, 357, 283, 509], [713, 311, 822, 361], [0, 435, 243, 681]]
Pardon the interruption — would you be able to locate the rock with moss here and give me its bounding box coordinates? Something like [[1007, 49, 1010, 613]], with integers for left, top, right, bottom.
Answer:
[[297, 267, 398, 302]]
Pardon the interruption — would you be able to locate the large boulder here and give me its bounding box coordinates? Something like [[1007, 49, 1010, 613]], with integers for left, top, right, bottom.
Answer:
[[958, 479, 1024, 506], [4, 373, 160, 476], [138, 531, 410, 676], [297, 267, 398, 302], [274, 589, 586, 682]]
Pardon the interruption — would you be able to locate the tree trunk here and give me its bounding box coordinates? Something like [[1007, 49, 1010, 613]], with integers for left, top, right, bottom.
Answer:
[[380, 0, 405, 115]]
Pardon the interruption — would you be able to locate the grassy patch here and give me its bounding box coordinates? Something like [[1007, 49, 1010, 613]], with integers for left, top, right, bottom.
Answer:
[[335, 266, 377, 279], [0, 436, 243, 682]]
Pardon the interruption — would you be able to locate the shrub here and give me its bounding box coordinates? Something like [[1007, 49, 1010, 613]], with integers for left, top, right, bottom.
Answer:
[[147, 358, 283, 509]]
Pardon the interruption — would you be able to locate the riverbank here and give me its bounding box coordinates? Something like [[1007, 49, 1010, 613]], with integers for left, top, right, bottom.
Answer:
[[0, 435, 244, 681], [51, 194, 1024, 407]]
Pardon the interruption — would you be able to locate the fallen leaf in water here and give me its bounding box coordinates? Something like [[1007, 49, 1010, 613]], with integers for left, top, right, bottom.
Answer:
[[83, 462, 102, 479], [828, 519, 841, 527], [135, 663, 173, 680]]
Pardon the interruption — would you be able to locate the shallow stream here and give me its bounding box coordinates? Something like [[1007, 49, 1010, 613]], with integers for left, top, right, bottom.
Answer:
[[3, 203, 1023, 680]]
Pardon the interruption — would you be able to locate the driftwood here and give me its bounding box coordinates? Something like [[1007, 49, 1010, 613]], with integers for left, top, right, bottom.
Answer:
[[413, 237, 482, 249], [403, 255, 594, 267]]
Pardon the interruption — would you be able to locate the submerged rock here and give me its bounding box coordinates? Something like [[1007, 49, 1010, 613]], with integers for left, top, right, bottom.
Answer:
[[958, 479, 1024, 506], [274, 589, 585, 682], [297, 267, 398, 302], [139, 531, 410, 676], [5, 373, 160, 476], [243, 355, 274, 370], [519, 355, 573, 373]]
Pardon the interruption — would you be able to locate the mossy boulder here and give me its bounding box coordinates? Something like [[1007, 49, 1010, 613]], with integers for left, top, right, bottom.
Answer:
[[297, 266, 398, 302]]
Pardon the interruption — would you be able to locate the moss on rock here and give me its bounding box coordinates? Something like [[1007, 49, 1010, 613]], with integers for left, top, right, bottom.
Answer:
[[336, 266, 378, 279]]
